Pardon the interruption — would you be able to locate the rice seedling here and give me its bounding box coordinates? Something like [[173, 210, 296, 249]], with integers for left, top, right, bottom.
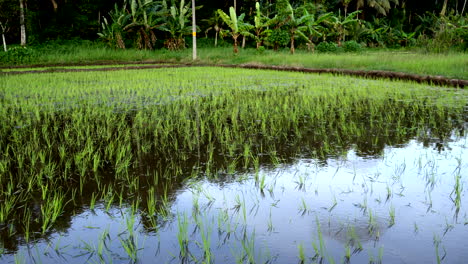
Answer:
[[298, 197, 309, 215], [41, 191, 67, 234], [344, 244, 351, 263], [198, 220, 212, 264], [388, 205, 395, 227], [267, 209, 274, 233], [118, 234, 139, 263], [443, 218, 454, 236], [328, 194, 338, 212], [367, 209, 378, 237], [297, 243, 305, 264], [315, 216, 327, 261], [177, 212, 189, 258], [258, 173, 267, 194], [433, 234, 447, 264], [240, 229, 256, 264], [0, 66, 467, 263], [14, 252, 25, 264], [451, 173, 462, 212]]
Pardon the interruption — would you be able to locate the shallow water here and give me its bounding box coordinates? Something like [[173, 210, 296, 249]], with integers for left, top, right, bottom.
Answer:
[[1, 68, 467, 263], [1, 133, 467, 264]]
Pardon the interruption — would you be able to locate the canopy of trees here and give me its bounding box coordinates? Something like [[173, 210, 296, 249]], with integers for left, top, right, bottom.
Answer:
[[0, 0, 466, 52]]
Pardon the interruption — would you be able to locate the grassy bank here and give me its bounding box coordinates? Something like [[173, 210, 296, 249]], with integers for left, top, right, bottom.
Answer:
[[1, 42, 466, 79]]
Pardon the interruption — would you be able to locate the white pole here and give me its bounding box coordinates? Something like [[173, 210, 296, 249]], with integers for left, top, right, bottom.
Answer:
[[192, 0, 197, 60], [19, 0, 26, 46], [2, 33, 6, 52]]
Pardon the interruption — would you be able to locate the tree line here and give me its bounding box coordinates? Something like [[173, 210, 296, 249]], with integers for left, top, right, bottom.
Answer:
[[0, 0, 466, 52]]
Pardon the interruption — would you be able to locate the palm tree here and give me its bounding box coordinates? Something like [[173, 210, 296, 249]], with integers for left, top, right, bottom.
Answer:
[[217, 7, 253, 53]]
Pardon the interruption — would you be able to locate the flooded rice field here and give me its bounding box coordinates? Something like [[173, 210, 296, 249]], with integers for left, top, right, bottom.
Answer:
[[0, 67, 467, 263]]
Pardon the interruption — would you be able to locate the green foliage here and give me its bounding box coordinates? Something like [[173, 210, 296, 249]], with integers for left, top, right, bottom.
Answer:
[[430, 13, 467, 52], [414, 12, 467, 52], [257, 46, 266, 54], [324, 11, 360, 46], [97, 4, 128, 49], [253, 2, 278, 49], [0, 46, 34, 64], [202, 12, 224, 47], [343, 40, 361, 52], [266, 29, 290, 50], [358, 19, 390, 47], [284, 3, 314, 54], [357, 0, 399, 16], [159, 0, 193, 50], [316, 41, 338, 53], [217, 7, 253, 53]]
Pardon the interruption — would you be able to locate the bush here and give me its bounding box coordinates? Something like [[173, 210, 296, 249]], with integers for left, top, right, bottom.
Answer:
[[256, 46, 266, 54], [0, 46, 34, 65], [266, 29, 289, 51], [343, 40, 362, 52], [316, 42, 338, 53], [415, 13, 467, 53]]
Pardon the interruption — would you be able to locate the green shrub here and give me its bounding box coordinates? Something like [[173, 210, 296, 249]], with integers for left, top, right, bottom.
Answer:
[[266, 29, 289, 51], [0, 46, 34, 65], [316, 42, 338, 53], [343, 40, 362, 52], [415, 13, 467, 53], [257, 46, 266, 54]]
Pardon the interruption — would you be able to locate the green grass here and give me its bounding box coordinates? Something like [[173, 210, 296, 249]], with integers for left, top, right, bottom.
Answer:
[[0, 63, 169, 72], [0, 43, 466, 79]]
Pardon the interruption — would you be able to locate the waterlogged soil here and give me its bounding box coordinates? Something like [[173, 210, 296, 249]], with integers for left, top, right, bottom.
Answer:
[[0, 67, 467, 263]]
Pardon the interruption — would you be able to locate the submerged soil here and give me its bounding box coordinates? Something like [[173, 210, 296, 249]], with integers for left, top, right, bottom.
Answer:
[[1, 62, 467, 88]]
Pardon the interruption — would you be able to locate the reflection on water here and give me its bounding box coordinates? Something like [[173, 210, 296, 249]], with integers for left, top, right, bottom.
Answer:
[[1, 68, 468, 263], [1, 130, 467, 263]]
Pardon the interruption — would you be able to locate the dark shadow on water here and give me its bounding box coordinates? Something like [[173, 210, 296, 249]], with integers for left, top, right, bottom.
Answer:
[[0, 95, 467, 253]]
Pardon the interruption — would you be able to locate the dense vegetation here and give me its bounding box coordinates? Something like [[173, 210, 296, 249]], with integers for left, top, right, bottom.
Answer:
[[0, 0, 466, 59]]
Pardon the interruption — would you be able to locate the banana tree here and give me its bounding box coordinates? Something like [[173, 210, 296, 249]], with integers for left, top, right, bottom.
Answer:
[[396, 30, 416, 46], [361, 19, 389, 46], [325, 10, 360, 46], [124, 0, 166, 50], [304, 12, 334, 50], [253, 2, 278, 49], [217, 7, 253, 53], [98, 4, 129, 49], [159, 0, 193, 50], [203, 11, 224, 47], [284, 3, 313, 54]]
